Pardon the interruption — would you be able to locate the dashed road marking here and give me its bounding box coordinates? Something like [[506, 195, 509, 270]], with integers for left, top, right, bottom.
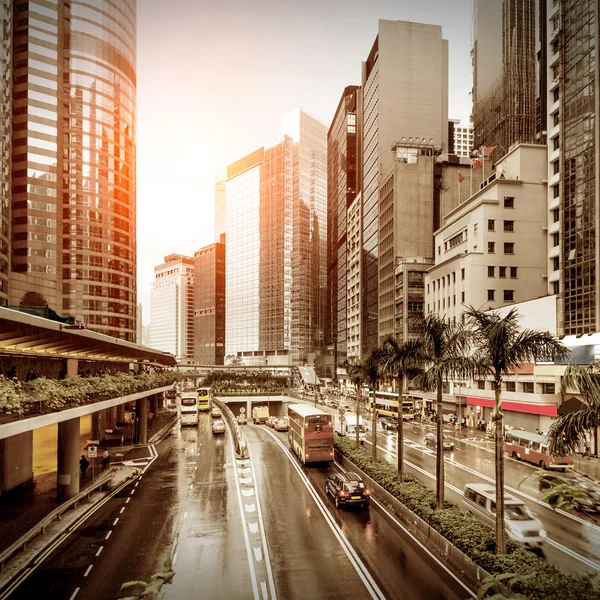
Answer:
[[95, 546, 103, 557], [245, 503, 256, 513], [248, 521, 259, 534], [120, 507, 125, 514], [113, 518, 119, 526], [260, 581, 268, 600], [126, 498, 130, 504], [105, 531, 112, 540], [84, 565, 93, 577], [253, 547, 263, 561], [242, 488, 255, 497], [68, 588, 80, 600]]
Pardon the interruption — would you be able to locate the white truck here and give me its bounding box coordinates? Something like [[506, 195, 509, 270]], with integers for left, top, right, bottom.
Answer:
[[334, 414, 367, 443]]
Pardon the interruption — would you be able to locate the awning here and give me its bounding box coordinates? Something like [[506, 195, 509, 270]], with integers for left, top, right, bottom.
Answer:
[[467, 396, 557, 417]]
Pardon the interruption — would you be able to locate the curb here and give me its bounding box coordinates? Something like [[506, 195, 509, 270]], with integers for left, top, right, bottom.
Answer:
[[148, 412, 179, 445]]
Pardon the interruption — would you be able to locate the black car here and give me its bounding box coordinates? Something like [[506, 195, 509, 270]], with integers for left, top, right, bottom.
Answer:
[[379, 417, 398, 431], [538, 472, 600, 513], [325, 472, 370, 510]]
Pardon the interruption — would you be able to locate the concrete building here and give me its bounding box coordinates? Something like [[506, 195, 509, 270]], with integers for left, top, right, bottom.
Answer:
[[8, 0, 137, 341], [425, 144, 549, 322], [194, 236, 225, 365], [362, 20, 448, 353], [225, 110, 327, 366], [150, 254, 195, 363], [546, 0, 599, 336], [448, 120, 474, 158], [346, 194, 362, 359], [214, 177, 226, 242], [327, 85, 361, 365]]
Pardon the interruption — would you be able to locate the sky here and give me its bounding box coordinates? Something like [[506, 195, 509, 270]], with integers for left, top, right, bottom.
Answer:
[[136, 0, 475, 324]]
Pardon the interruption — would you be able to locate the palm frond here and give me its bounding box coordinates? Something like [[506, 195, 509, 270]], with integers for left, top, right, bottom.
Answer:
[[548, 408, 599, 455]]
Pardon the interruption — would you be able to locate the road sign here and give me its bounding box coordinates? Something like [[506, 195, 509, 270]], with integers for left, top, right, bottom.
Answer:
[[339, 408, 345, 416], [240, 407, 246, 414], [339, 415, 345, 423], [87, 445, 98, 458], [87, 439, 100, 445]]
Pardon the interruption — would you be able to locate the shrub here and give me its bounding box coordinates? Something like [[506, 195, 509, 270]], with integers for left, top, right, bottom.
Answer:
[[334, 436, 600, 600]]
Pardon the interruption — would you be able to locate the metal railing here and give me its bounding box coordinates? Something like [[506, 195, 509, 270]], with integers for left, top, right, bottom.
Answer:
[[212, 397, 248, 459]]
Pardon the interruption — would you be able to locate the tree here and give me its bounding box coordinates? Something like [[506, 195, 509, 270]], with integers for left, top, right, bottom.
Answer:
[[363, 349, 385, 461], [413, 314, 472, 509], [377, 335, 423, 482], [345, 358, 366, 449], [465, 306, 568, 554], [548, 362, 600, 457]]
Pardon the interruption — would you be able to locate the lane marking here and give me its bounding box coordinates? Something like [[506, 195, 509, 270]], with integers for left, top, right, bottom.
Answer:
[[120, 507, 125, 514], [242, 489, 255, 497], [69, 588, 80, 600], [105, 530, 112, 540], [130, 489, 135, 495], [95, 546, 103, 557], [113, 518, 119, 526], [84, 565, 93, 577], [254, 547, 263, 561], [245, 503, 257, 513], [260, 581, 269, 600], [239, 477, 253, 484], [126, 498, 130, 504], [248, 522, 259, 534], [263, 428, 386, 600]]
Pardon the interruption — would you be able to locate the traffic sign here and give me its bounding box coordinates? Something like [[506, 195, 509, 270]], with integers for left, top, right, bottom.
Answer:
[[339, 415, 345, 423], [87, 445, 98, 458], [240, 407, 246, 414], [87, 439, 100, 445], [339, 408, 345, 416]]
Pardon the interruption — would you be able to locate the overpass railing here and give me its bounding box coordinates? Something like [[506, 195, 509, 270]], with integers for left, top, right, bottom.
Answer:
[[212, 397, 248, 459]]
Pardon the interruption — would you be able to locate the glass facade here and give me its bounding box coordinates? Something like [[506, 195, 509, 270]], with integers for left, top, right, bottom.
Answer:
[[560, 0, 597, 335], [0, 0, 10, 304], [11, 0, 137, 341]]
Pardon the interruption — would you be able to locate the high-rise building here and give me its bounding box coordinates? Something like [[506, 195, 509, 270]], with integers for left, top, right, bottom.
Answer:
[[327, 86, 360, 364], [214, 177, 226, 242], [472, 0, 538, 161], [136, 303, 142, 344], [346, 193, 362, 359], [8, 0, 137, 341], [361, 20, 448, 348], [150, 254, 194, 362], [225, 110, 327, 365], [194, 235, 225, 365], [546, 0, 599, 336], [448, 119, 474, 158]]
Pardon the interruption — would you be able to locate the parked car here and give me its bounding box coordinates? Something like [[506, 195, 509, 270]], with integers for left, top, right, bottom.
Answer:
[[463, 483, 546, 548], [211, 407, 222, 419], [424, 432, 455, 451], [274, 418, 289, 432], [212, 420, 226, 434], [538, 472, 600, 513], [326, 472, 370, 510], [265, 415, 279, 428]]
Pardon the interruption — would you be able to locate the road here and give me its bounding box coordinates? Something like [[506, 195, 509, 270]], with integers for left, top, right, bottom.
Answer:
[[3, 411, 473, 600]]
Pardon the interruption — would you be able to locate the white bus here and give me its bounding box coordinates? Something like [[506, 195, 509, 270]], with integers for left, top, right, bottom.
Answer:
[[180, 391, 198, 426]]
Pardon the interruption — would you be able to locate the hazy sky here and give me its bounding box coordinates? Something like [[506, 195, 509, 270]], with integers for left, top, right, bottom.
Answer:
[[136, 0, 475, 323]]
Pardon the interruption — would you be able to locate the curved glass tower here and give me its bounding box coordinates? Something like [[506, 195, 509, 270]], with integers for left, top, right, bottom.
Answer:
[[11, 0, 137, 341]]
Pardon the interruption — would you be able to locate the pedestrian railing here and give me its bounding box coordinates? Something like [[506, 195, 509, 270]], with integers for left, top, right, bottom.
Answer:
[[0, 468, 117, 570], [212, 397, 249, 459]]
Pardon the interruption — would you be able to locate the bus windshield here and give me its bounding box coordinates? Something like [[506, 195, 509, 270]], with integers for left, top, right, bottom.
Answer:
[[307, 415, 331, 432], [181, 397, 196, 406]]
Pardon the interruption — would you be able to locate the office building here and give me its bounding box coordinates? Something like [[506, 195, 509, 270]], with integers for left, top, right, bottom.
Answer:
[[327, 85, 360, 364], [150, 254, 194, 362], [448, 120, 474, 158], [346, 194, 362, 359], [194, 235, 225, 365], [363, 20, 448, 346], [226, 110, 327, 365], [546, 0, 599, 336], [0, 1, 10, 305], [214, 177, 226, 241], [7, 0, 137, 341]]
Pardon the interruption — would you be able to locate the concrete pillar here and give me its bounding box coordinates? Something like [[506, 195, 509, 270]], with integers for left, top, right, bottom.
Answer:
[[116, 403, 125, 424], [0, 431, 34, 494], [57, 417, 80, 501], [66, 358, 79, 379], [158, 392, 164, 410], [92, 411, 106, 442], [137, 397, 148, 444], [150, 394, 159, 417], [105, 407, 116, 430]]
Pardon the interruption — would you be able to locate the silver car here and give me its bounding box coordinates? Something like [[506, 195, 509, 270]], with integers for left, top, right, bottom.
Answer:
[[424, 432, 455, 451]]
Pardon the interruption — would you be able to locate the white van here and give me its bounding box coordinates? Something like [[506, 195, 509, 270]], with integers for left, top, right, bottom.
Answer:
[[463, 483, 546, 548]]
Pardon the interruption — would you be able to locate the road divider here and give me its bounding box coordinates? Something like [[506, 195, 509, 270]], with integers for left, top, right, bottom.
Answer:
[[213, 397, 249, 459]]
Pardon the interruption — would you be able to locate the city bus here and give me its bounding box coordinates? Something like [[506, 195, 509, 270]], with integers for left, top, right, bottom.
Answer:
[[196, 387, 211, 412], [505, 429, 573, 470], [368, 391, 415, 421], [180, 391, 199, 426], [288, 404, 334, 464]]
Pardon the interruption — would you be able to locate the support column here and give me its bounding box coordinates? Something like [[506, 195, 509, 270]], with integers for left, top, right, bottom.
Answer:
[[92, 411, 106, 442], [150, 394, 159, 418], [158, 392, 164, 410], [137, 397, 148, 444], [0, 432, 33, 494], [66, 358, 79, 379], [57, 417, 80, 502], [105, 407, 116, 430], [116, 403, 125, 424]]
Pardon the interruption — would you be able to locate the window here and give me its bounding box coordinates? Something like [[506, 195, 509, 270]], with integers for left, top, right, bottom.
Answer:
[[499, 266, 506, 278], [510, 267, 518, 278], [553, 112, 559, 126], [461, 268, 465, 280], [552, 257, 559, 271], [542, 383, 556, 394], [477, 380, 485, 390], [487, 289, 495, 301], [553, 161, 560, 175], [553, 208, 559, 223], [461, 291, 465, 302], [552, 233, 560, 247], [553, 184, 560, 198], [504, 196, 514, 208], [553, 137, 560, 151], [504, 242, 514, 254], [452, 272, 456, 283], [438, 245, 441, 255], [453, 295, 456, 305], [522, 382, 534, 393], [488, 242, 495, 253], [553, 87, 559, 102], [448, 232, 464, 249], [506, 381, 516, 392], [504, 220, 514, 232], [487, 219, 495, 231], [488, 266, 495, 277], [504, 290, 514, 302], [427, 284, 430, 294]]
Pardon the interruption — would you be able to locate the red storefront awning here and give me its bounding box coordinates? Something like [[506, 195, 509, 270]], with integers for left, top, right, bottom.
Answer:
[[466, 396, 557, 417]]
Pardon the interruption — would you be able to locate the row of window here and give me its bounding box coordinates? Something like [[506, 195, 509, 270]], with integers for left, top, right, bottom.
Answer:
[[487, 219, 514, 232], [488, 242, 514, 254], [488, 266, 518, 278], [487, 289, 514, 302], [475, 380, 555, 394]]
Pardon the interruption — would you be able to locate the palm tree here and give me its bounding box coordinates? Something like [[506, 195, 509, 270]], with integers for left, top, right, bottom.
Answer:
[[363, 349, 385, 461], [378, 335, 423, 482], [548, 362, 600, 457], [345, 358, 366, 449], [413, 314, 473, 509], [465, 306, 568, 554]]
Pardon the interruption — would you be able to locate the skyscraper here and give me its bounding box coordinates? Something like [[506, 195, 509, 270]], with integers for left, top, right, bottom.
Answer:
[[327, 86, 360, 365], [225, 110, 327, 365], [9, 0, 137, 341], [150, 254, 194, 362], [214, 177, 226, 242], [362, 20, 448, 352]]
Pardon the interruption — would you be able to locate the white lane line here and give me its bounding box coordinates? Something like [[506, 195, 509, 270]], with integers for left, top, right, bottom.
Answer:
[[69, 588, 80, 600], [254, 547, 263, 561], [113, 518, 119, 526], [95, 546, 103, 557], [126, 498, 131, 504], [130, 489, 135, 495], [260, 581, 269, 600], [242, 488, 255, 497], [120, 507, 125, 514], [248, 522, 259, 534], [84, 565, 93, 577], [105, 530, 112, 540], [263, 428, 386, 600], [245, 503, 257, 513], [135, 482, 139, 488], [239, 477, 253, 484]]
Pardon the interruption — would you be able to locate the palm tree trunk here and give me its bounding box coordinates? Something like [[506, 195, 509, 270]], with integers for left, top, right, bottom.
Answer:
[[397, 373, 404, 482], [436, 373, 444, 509], [494, 379, 507, 554], [355, 385, 361, 449], [372, 388, 377, 461]]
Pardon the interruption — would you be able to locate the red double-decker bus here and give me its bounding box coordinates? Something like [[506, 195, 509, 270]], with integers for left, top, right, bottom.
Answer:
[[288, 404, 334, 464]]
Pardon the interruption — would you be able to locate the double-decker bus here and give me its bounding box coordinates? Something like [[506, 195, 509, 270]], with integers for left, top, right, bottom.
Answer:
[[196, 387, 211, 412], [368, 391, 415, 421], [288, 404, 334, 464], [180, 391, 199, 426], [505, 429, 573, 470]]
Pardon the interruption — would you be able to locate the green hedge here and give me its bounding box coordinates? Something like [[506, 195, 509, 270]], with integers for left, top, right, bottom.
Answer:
[[335, 436, 600, 600]]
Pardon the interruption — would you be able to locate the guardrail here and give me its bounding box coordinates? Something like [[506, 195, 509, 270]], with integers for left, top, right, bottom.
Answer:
[[0, 468, 118, 570], [212, 397, 248, 459]]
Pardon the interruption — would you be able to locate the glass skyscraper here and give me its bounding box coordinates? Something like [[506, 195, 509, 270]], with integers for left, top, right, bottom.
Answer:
[[10, 0, 137, 341]]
